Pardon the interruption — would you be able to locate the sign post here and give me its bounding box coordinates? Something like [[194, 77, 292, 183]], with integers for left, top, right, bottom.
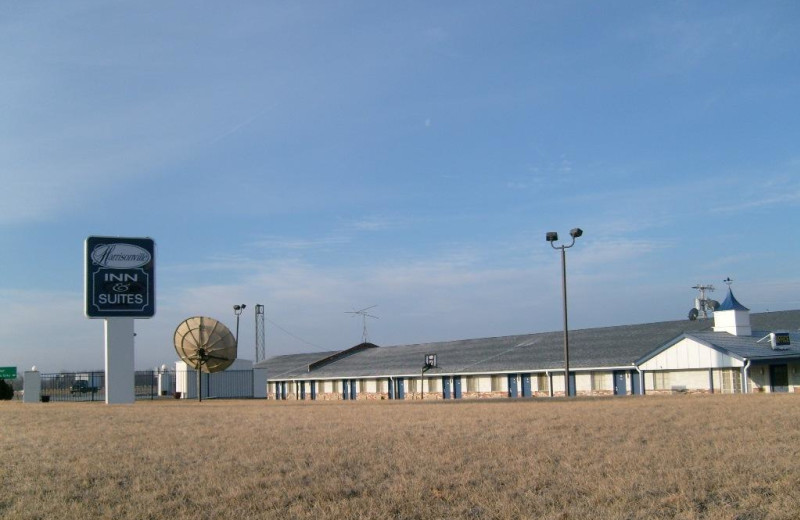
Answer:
[[85, 236, 155, 404]]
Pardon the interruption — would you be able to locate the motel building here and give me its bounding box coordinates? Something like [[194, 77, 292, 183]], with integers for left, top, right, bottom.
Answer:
[[256, 289, 800, 400]]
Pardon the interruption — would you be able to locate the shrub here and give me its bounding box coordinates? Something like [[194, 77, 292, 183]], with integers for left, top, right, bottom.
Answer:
[[0, 379, 13, 400]]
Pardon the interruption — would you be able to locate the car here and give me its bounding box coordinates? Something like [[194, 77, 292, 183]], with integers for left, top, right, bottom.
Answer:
[[70, 380, 98, 394]]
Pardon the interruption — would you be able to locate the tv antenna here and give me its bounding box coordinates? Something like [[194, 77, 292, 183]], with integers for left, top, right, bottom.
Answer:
[[346, 305, 378, 343], [688, 284, 719, 321], [173, 316, 238, 402]]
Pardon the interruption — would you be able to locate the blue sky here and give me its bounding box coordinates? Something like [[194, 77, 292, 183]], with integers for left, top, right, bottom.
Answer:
[[1, 1, 799, 372]]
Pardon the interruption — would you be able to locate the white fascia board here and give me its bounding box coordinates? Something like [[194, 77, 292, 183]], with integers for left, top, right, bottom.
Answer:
[[271, 366, 636, 381]]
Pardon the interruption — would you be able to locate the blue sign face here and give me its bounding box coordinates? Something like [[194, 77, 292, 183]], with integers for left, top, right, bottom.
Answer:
[[85, 236, 155, 318]]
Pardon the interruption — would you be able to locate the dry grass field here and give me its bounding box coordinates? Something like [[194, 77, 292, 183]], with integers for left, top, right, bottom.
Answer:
[[2, 394, 799, 519]]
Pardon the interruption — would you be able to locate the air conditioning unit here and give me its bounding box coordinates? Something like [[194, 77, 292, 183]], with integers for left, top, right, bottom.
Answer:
[[770, 332, 791, 350]]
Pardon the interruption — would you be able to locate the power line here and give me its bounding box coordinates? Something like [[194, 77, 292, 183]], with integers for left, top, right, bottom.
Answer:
[[263, 316, 327, 351]]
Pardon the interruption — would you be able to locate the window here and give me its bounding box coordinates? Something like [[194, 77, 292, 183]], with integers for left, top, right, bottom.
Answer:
[[653, 372, 670, 390], [407, 378, 418, 393], [721, 369, 742, 394], [591, 372, 611, 392], [491, 375, 505, 392], [536, 373, 549, 393], [427, 377, 440, 393], [466, 376, 479, 392]]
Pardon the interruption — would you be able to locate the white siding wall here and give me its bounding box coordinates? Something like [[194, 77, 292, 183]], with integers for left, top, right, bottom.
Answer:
[[639, 338, 743, 371], [750, 367, 770, 392], [552, 373, 566, 394]]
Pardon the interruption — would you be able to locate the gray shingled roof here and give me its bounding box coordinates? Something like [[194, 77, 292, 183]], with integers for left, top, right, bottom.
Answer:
[[683, 330, 800, 362], [255, 310, 800, 380]]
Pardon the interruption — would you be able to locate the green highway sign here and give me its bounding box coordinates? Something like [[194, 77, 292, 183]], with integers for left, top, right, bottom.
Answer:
[[0, 367, 17, 379]]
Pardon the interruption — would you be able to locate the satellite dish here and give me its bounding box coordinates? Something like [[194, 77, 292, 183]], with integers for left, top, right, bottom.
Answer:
[[173, 316, 237, 401], [708, 300, 720, 311], [688, 308, 699, 321]]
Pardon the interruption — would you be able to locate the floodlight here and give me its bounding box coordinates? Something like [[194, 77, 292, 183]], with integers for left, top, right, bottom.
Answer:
[[544, 226, 584, 397]]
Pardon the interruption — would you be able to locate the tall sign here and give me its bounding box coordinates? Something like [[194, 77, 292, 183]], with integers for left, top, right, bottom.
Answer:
[[85, 236, 155, 404], [85, 236, 155, 318]]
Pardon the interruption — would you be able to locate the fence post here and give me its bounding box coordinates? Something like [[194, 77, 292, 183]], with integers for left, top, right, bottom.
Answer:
[[23, 369, 41, 403]]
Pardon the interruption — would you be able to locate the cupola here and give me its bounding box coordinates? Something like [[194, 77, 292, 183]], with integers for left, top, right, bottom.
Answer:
[[713, 288, 751, 336]]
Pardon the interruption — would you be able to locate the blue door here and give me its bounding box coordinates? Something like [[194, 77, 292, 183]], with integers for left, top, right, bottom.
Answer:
[[613, 371, 627, 396], [280, 381, 287, 400], [521, 374, 532, 397], [508, 374, 518, 398], [630, 371, 642, 395], [310, 381, 316, 400], [388, 378, 394, 399], [396, 378, 405, 399], [350, 380, 358, 400], [442, 377, 451, 399], [342, 379, 349, 400], [453, 376, 462, 399], [568, 372, 576, 397], [300, 381, 306, 400]]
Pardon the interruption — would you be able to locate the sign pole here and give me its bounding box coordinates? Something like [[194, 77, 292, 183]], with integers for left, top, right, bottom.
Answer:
[[104, 318, 135, 404]]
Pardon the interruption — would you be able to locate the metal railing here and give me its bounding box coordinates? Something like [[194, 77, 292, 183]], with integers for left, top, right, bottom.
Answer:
[[37, 370, 257, 401], [39, 371, 166, 402]]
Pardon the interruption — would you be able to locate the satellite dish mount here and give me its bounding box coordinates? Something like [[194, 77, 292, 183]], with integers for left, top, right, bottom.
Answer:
[[173, 316, 238, 402], [689, 284, 719, 321]]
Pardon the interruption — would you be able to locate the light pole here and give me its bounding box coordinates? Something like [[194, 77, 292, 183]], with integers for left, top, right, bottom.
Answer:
[[233, 304, 246, 349], [546, 228, 583, 397]]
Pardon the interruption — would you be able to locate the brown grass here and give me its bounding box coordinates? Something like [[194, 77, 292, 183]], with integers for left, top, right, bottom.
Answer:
[[2, 394, 799, 519]]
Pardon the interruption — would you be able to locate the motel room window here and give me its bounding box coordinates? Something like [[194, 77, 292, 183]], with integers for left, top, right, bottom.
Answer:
[[466, 376, 480, 392], [491, 375, 505, 392], [536, 374, 549, 393], [652, 372, 671, 391], [591, 372, 611, 392], [427, 377, 440, 393], [721, 369, 742, 394]]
